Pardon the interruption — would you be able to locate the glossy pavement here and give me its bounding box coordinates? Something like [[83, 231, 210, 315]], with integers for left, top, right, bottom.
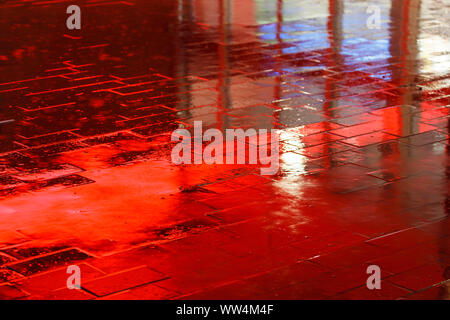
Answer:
[[0, 0, 449, 300]]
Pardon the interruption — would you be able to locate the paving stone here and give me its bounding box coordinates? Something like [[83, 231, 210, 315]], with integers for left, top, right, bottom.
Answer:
[[7, 249, 93, 276], [98, 283, 177, 300], [82, 266, 168, 297], [0, 284, 29, 300]]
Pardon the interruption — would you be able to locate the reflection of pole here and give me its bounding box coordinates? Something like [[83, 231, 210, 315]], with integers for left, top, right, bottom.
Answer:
[[174, 0, 190, 191], [388, 0, 420, 137], [389, 2, 449, 298], [175, 0, 194, 120], [327, 0, 343, 56], [218, 0, 231, 130], [382, 0, 420, 191], [324, 0, 343, 165], [325, 0, 343, 115], [272, 0, 283, 128], [381, 0, 415, 227]]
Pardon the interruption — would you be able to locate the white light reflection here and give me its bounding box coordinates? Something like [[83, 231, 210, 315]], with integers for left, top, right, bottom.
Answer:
[[272, 130, 309, 198]]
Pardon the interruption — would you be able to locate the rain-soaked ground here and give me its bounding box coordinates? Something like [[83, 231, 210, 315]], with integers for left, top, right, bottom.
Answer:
[[0, 0, 449, 300]]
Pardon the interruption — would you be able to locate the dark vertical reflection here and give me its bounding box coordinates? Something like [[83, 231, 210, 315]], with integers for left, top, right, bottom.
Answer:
[[175, 0, 194, 119], [274, 0, 283, 103], [390, 0, 449, 298], [271, 0, 283, 128], [323, 0, 343, 165], [327, 0, 343, 57], [173, 0, 191, 196], [325, 0, 343, 116], [382, 0, 418, 187], [383, 0, 420, 176], [218, 0, 232, 130], [388, 0, 421, 136]]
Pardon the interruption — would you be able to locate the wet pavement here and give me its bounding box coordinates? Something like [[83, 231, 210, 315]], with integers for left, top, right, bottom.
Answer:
[[0, 0, 449, 300]]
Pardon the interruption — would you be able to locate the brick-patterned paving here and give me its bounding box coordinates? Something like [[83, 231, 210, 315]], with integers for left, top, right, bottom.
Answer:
[[0, 0, 449, 300]]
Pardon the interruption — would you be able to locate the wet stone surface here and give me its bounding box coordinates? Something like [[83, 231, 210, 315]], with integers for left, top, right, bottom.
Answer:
[[0, 0, 449, 299]]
